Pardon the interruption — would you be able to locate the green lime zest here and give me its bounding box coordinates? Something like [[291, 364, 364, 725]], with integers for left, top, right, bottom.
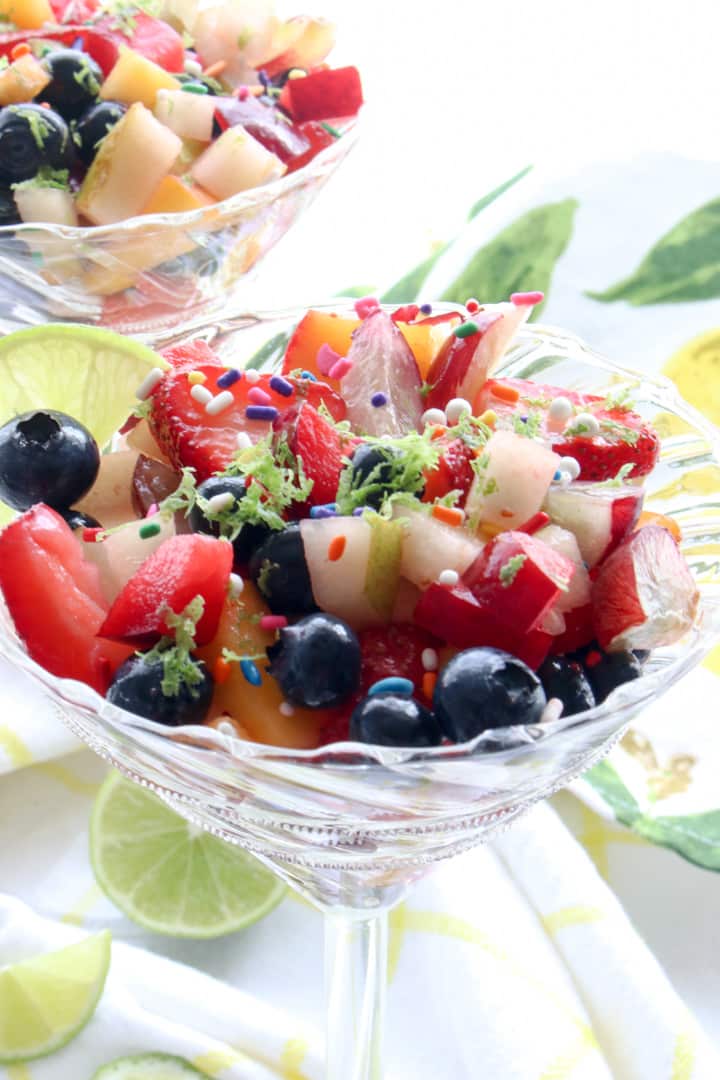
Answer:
[[499, 554, 526, 587], [595, 462, 635, 487], [11, 166, 70, 192], [511, 411, 543, 438], [336, 430, 440, 515], [140, 595, 206, 698], [220, 433, 313, 533]]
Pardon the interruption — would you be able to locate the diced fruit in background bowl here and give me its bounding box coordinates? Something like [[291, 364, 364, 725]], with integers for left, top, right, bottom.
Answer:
[[76, 103, 182, 225], [191, 126, 286, 201], [81, 515, 176, 603], [422, 437, 475, 506], [212, 94, 312, 165], [425, 299, 534, 411], [544, 482, 643, 568], [192, 4, 278, 85], [0, 53, 51, 105], [301, 515, 404, 628], [264, 15, 335, 76], [154, 89, 216, 142], [13, 186, 77, 226], [197, 586, 324, 749], [141, 175, 215, 215], [74, 450, 141, 529], [340, 311, 424, 437], [84, 14, 185, 77], [397, 508, 481, 588], [414, 583, 552, 669], [99, 533, 232, 646], [592, 524, 699, 651], [160, 339, 223, 372], [0, 505, 132, 692], [464, 430, 560, 531], [283, 65, 363, 122], [475, 377, 660, 482], [463, 530, 575, 635], [131, 455, 181, 517], [0, 0, 53, 29], [277, 401, 348, 510], [99, 47, 179, 109]]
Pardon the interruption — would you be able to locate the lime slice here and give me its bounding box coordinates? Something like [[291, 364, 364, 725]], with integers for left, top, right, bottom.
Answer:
[[90, 772, 286, 938], [0, 930, 111, 1064], [0, 324, 164, 447], [92, 1053, 210, 1079]]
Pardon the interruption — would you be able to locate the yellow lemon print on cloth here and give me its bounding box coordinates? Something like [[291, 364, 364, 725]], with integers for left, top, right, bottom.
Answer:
[[663, 328, 720, 427]]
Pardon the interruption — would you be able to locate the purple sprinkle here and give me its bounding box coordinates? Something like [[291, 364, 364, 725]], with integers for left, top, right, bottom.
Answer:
[[217, 368, 241, 389], [352, 507, 366, 517], [270, 374, 294, 397], [310, 503, 338, 519], [419, 303, 432, 315], [72, 36, 84, 49], [371, 392, 388, 408], [520, 415, 528, 422], [245, 405, 278, 422], [258, 68, 270, 88]]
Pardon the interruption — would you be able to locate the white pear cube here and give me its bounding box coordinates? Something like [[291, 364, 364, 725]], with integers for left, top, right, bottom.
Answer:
[[466, 430, 560, 531], [397, 509, 481, 588], [14, 187, 78, 226], [191, 126, 286, 200]]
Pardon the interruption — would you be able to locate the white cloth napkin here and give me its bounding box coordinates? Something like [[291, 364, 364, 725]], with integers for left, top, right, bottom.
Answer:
[[0, 756, 716, 1080]]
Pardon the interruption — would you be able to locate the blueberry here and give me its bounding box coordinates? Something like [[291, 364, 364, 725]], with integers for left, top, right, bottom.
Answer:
[[0, 410, 100, 511], [433, 647, 546, 742], [0, 189, 20, 227], [60, 508, 101, 531], [74, 101, 126, 166], [350, 693, 442, 747], [537, 655, 595, 717], [581, 647, 642, 703], [249, 523, 317, 615], [106, 654, 214, 727], [266, 612, 361, 708], [188, 474, 271, 565], [347, 443, 402, 510], [0, 105, 73, 185], [39, 49, 103, 121]]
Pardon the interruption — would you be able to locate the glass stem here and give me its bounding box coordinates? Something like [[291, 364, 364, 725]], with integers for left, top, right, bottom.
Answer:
[[324, 908, 388, 1080]]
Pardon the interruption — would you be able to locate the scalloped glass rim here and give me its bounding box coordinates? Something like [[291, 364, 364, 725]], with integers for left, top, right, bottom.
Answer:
[[0, 118, 359, 239], [0, 318, 719, 772]]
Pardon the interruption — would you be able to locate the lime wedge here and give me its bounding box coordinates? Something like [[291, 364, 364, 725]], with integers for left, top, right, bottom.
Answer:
[[90, 772, 286, 938], [93, 1053, 211, 1079], [0, 930, 111, 1064], [0, 324, 164, 447]]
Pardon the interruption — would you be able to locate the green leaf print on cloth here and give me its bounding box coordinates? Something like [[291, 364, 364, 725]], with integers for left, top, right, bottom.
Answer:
[[440, 198, 578, 318], [588, 197, 720, 305]]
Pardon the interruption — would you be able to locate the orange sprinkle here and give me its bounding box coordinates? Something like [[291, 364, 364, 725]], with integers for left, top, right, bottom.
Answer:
[[422, 671, 437, 700], [38, 101, 51, 109], [10, 42, 31, 60], [213, 656, 232, 684], [491, 383, 520, 404], [430, 425, 447, 440], [327, 534, 346, 561], [636, 510, 682, 543], [203, 59, 228, 79], [478, 409, 497, 428], [432, 504, 465, 527], [500, 508, 515, 519]]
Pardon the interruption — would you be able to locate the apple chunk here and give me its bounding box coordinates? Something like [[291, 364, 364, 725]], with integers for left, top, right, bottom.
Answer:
[[592, 525, 698, 651]]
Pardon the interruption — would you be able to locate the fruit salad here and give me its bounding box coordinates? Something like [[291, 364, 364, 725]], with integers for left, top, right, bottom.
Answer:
[[0, 0, 362, 228], [0, 297, 700, 750]]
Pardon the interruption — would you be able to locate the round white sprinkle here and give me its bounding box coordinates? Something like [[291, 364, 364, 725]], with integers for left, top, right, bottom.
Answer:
[[208, 491, 235, 513], [236, 431, 253, 450], [184, 58, 203, 76], [438, 568, 459, 587], [568, 412, 600, 436], [229, 573, 245, 598], [205, 390, 235, 416], [540, 697, 565, 724], [445, 397, 472, 424], [217, 719, 237, 736], [134, 366, 165, 400], [190, 384, 213, 405], [558, 455, 581, 480], [548, 396, 574, 421], [421, 647, 438, 671], [244, 368, 261, 384], [421, 407, 447, 427], [279, 701, 295, 717]]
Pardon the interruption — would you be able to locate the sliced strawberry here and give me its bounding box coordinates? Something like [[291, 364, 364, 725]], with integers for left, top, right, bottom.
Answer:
[[0, 505, 132, 693], [284, 66, 363, 122], [475, 377, 660, 482], [414, 583, 552, 669], [463, 531, 576, 635], [160, 340, 223, 372], [84, 14, 185, 76], [149, 366, 344, 480], [425, 300, 534, 411], [422, 437, 475, 506], [591, 525, 698, 651], [275, 401, 350, 509], [99, 534, 232, 647], [340, 310, 424, 436]]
